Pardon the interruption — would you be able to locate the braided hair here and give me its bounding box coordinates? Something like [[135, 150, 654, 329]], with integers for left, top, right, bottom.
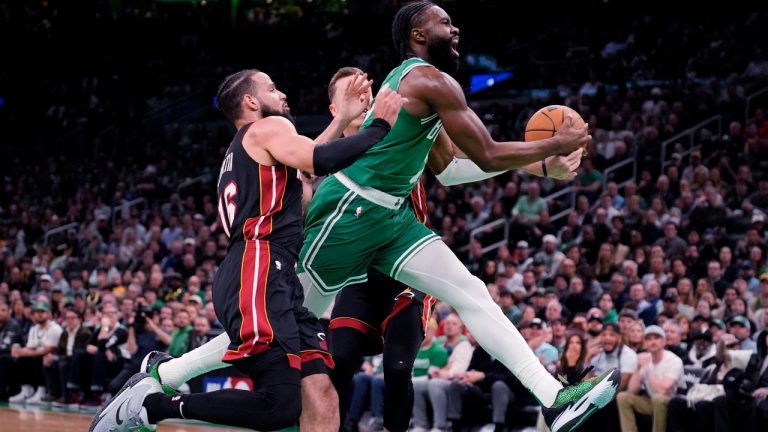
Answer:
[[215, 69, 260, 121], [391, 1, 435, 60]]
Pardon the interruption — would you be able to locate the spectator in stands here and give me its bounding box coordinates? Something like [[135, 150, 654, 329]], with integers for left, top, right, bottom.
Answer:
[[557, 331, 590, 383], [8, 302, 63, 404], [78, 304, 127, 410], [0, 300, 23, 399], [712, 328, 768, 432], [534, 234, 565, 280], [617, 325, 684, 432], [511, 181, 546, 227], [582, 322, 638, 431], [586, 309, 605, 339], [435, 313, 467, 355], [667, 330, 739, 432], [728, 315, 757, 352], [346, 354, 384, 432], [497, 290, 522, 325], [598, 292, 619, 324], [564, 276, 592, 316], [655, 223, 688, 260], [42, 307, 90, 406], [624, 319, 646, 354], [663, 320, 688, 359], [188, 316, 215, 351], [520, 318, 558, 372], [411, 317, 448, 383], [413, 328, 474, 432], [446, 341, 517, 432]]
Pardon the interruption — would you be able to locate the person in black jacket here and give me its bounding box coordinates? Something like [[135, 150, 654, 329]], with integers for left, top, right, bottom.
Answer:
[[74, 304, 128, 411], [0, 299, 23, 399], [446, 344, 519, 432], [712, 329, 768, 432], [43, 307, 92, 405]]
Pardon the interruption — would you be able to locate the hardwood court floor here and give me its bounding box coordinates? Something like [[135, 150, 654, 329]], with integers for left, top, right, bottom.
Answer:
[[0, 403, 258, 431]]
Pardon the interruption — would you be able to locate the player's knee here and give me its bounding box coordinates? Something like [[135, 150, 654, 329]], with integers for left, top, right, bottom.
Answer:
[[384, 358, 413, 382], [261, 384, 302, 430], [455, 275, 498, 313]]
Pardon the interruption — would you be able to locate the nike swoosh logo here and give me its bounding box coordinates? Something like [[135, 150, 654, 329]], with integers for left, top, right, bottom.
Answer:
[[116, 399, 127, 425]]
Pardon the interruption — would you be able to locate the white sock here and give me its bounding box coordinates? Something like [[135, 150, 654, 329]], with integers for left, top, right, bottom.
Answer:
[[395, 240, 563, 407], [158, 332, 231, 389]]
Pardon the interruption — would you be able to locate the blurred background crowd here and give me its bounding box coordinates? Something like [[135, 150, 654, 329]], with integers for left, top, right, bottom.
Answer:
[[2, 1, 768, 431]]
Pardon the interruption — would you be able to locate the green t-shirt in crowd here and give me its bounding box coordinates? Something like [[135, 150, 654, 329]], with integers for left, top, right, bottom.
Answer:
[[412, 340, 448, 377], [168, 325, 192, 357]]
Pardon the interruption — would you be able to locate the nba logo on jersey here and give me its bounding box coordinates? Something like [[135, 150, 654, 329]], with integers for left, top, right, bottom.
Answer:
[[355, 206, 363, 218]]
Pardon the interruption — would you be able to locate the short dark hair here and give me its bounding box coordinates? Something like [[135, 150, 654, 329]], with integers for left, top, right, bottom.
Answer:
[[328, 67, 363, 102], [215, 69, 260, 122], [392, 1, 434, 60], [64, 307, 82, 320]]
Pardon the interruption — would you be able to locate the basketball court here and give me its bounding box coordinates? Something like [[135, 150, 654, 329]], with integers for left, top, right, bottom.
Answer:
[[0, 402, 260, 431]]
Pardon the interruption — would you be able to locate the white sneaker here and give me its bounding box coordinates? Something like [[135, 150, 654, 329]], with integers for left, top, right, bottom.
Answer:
[[26, 387, 48, 405], [88, 373, 162, 432], [9, 385, 34, 403], [409, 427, 428, 432]]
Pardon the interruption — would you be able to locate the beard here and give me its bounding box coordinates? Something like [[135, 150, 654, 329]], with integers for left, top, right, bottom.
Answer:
[[259, 99, 295, 125], [428, 37, 459, 75]]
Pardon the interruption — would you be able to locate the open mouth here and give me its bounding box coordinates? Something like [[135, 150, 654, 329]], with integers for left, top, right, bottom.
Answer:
[[450, 37, 460, 57]]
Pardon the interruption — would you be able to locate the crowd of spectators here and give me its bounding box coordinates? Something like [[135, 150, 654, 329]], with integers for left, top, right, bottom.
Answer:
[[3, 2, 768, 432]]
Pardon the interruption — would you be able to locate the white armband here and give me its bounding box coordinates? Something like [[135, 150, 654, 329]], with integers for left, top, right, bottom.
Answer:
[[435, 157, 506, 186]]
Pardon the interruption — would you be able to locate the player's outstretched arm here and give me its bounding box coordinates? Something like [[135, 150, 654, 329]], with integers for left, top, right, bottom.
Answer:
[[254, 89, 404, 176], [427, 129, 582, 185], [410, 68, 588, 172]]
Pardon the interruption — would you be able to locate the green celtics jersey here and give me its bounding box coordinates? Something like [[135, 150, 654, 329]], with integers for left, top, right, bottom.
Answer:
[[341, 57, 443, 197]]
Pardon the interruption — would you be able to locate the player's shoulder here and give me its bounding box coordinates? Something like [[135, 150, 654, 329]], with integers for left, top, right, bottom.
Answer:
[[402, 65, 462, 100], [245, 116, 298, 144], [407, 65, 456, 86]]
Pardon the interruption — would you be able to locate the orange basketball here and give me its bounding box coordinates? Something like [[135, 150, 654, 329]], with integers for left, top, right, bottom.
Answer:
[[524, 105, 586, 141]]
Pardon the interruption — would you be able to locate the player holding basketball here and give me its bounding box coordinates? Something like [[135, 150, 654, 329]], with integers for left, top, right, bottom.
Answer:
[[89, 70, 403, 432], [297, 3, 619, 432], [324, 66, 585, 432]]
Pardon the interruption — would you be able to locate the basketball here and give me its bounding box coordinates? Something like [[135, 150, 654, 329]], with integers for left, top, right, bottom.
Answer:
[[524, 105, 586, 141]]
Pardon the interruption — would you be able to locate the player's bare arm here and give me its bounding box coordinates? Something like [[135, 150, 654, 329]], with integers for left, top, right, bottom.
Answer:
[[426, 126, 583, 184], [401, 66, 588, 172], [243, 88, 404, 175]]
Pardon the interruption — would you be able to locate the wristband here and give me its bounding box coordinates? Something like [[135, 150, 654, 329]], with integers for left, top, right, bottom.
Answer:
[[541, 159, 548, 177]]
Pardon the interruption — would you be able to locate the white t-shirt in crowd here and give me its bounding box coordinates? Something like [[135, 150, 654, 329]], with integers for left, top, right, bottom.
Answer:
[[644, 350, 684, 397], [591, 344, 638, 376], [25, 321, 63, 350]]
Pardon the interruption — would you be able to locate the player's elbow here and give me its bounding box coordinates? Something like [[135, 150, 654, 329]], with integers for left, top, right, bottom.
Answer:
[[473, 150, 501, 172]]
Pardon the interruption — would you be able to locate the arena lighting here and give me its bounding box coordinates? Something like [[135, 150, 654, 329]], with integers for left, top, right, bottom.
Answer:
[[469, 71, 513, 94]]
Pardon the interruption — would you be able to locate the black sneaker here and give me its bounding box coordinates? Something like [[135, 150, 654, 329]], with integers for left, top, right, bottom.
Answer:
[[541, 368, 621, 432]]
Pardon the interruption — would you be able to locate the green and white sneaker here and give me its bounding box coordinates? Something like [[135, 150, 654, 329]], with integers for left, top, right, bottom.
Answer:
[[140, 351, 180, 396], [542, 368, 620, 432]]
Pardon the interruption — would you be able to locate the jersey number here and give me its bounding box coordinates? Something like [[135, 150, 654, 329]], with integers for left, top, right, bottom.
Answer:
[[218, 181, 238, 237]]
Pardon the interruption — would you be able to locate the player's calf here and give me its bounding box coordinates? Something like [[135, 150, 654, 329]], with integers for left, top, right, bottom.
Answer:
[[301, 373, 340, 432]]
